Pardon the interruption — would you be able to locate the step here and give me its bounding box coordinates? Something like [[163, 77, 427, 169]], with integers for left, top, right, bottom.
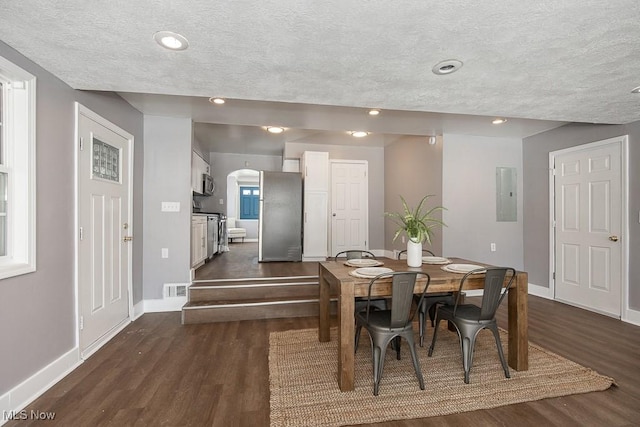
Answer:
[[189, 275, 319, 303], [181, 297, 337, 324]]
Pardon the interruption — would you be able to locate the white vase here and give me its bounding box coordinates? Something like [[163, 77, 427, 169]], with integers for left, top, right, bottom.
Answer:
[[406, 239, 423, 267]]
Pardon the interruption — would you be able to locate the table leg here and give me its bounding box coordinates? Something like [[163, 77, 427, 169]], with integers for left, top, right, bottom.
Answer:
[[318, 265, 330, 342], [337, 281, 355, 391], [507, 271, 529, 370]]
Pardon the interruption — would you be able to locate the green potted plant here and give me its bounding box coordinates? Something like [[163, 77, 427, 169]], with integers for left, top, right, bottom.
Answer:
[[385, 195, 446, 266]]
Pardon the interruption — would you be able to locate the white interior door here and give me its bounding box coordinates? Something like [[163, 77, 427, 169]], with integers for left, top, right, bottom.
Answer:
[[554, 139, 622, 316], [330, 161, 368, 256], [77, 105, 132, 358]]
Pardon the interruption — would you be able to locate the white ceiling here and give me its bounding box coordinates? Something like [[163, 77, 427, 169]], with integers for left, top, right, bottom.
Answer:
[[2, 1, 639, 155]]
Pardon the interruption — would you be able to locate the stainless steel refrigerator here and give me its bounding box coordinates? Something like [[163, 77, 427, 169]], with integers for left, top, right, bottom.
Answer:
[[258, 171, 303, 262]]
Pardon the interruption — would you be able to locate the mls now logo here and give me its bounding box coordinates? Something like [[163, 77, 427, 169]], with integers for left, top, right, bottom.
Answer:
[[3, 410, 56, 420]]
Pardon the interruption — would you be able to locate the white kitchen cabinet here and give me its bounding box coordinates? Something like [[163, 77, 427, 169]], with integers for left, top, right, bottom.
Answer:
[[303, 191, 328, 260], [301, 151, 329, 192], [301, 151, 329, 261], [191, 215, 207, 268], [191, 151, 210, 194]]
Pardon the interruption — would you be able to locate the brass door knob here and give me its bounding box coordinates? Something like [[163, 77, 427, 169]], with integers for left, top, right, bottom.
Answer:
[[609, 235, 619, 242]]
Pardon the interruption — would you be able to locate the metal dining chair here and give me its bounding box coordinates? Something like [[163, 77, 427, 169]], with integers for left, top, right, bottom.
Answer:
[[334, 250, 386, 312], [397, 249, 456, 346], [355, 271, 431, 395], [333, 250, 376, 261], [428, 267, 516, 384]]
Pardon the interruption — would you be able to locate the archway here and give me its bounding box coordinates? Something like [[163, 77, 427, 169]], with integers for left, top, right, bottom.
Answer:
[[226, 169, 259, 242]]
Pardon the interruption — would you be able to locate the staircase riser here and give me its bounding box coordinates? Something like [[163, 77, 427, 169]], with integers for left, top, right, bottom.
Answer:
[[182, 301, 337, 324], [189, 284, 318, 302]]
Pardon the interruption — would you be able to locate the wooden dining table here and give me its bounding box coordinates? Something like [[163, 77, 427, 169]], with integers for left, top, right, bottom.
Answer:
[[318, 257, 529, 392]]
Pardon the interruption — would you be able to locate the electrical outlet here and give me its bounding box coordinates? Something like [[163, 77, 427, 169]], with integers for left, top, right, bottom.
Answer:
[[401, 236, 406, 244], [490, 243, 496, 252], [219, 198, 224, 205]]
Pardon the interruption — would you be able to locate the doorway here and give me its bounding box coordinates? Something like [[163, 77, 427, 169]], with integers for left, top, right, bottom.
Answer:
[[550, 136, 628, 317], [330, 160, 369, 256], [76, 103, 133, 358]]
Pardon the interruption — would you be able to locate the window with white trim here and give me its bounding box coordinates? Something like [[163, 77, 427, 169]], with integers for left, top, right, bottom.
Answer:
[[0, 55, 36, 279]]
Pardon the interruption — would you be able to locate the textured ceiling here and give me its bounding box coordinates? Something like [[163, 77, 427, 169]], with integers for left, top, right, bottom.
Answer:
[[1, 1, 639, 154]]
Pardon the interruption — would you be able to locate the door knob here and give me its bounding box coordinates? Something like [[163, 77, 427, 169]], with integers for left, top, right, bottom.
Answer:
[[332, 213, 336, 217], [609, 235, 619, 242]]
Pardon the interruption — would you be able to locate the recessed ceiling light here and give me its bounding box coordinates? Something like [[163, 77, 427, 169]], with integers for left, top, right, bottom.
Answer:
[[349, 131, 369, 138], [432, 59, 463, 75], [492, 118, 508, 124], [266, 126, 285, 134], [153, 31, 189, 51], [632, 86, 640, 94], [209, 97, 225, 104], [368, 109, 380, 116]]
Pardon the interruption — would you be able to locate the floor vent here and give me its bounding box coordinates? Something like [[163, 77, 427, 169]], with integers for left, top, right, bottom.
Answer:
[[164, 283, 188, 298]]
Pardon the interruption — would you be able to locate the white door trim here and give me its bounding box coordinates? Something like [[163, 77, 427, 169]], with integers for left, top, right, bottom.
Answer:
[[548, 135, 629, 318], [74, 102, 134, 358]]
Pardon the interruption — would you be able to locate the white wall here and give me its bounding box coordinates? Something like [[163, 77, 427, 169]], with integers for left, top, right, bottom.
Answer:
[[442, 134, 524, 270]]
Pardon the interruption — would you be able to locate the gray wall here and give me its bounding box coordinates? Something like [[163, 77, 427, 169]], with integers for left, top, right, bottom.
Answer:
[[0, 41, 144, 394], [285, 142, 386, 250], [441, 134, 524, 269], [384, 136, 443, 255], [523, 122, 639, 310], [143, 116, 192, 299]]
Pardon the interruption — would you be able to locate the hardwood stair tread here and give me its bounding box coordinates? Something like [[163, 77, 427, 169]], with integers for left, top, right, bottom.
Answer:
[[183, 295, 330, 309]]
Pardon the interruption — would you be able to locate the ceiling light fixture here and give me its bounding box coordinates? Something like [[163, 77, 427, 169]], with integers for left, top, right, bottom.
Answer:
[[349, 131, 369, 138], [368, 109, 380, 116], [266, 126, 285, 134], [632, 86, 640, 94], [492, 118, 508, 125], [153, 31, 189, 51], [209, 97, 225, 105], [432, 59, 463, 75]]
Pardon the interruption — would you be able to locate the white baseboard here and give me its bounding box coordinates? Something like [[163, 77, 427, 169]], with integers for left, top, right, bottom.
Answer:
[[527, 282, 553, 299], [132, 300, 145, 320], [0, 347, 80, 426], [143, 296, 187, 312], [623, 307, 640, 326]]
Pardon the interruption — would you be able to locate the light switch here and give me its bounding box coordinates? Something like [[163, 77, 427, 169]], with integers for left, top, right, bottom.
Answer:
[[161, 202, 180, 212], [161, 248, 169, 258]]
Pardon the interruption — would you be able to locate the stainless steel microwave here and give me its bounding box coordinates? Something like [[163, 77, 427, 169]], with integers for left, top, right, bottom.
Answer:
[[202, 173, 214, 195]]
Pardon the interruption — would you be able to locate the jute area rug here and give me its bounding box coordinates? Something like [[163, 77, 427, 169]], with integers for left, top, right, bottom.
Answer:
[[269, 325, 614, 427]]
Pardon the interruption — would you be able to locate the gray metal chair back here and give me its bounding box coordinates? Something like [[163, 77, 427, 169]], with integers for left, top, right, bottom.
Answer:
[[334, 250, 376, 261], [452, 267, 516, 320], [397, 249, 435, 260]]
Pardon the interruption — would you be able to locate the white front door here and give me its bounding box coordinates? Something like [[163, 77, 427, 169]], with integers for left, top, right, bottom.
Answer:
[[553, 138, 624, 316], [330, 161, 368, 256], [77, 105, 132, 358]]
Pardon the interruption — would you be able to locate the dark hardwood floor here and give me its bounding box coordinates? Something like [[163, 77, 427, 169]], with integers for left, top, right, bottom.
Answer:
[[194, 242, 318, 280], [7, 246, 640, 426]]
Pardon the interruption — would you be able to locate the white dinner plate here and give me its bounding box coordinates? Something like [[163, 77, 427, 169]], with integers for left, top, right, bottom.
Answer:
[[441, 263, 486, 274], [422, 256, 451, 265], [344, 258, 383, 267], [350, 267, 393, 278]]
